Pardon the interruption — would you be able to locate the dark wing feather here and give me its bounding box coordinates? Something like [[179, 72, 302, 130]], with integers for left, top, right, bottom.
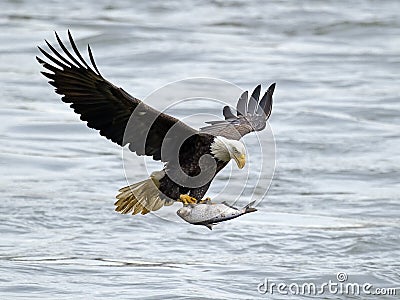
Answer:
[[247, 84, 261, 114], [258, 82, 274, 118], [200, 83, 275, 140], [223, 106, 236, 119], [236, 91, 248, 116], [37, 31, 197, 162]]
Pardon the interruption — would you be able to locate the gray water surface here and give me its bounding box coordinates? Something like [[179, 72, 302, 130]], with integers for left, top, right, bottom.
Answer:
[[1, 0, 399, 299]]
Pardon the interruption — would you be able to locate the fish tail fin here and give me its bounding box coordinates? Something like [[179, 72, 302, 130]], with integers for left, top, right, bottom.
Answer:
[[244, 201, 257, 214], [114, 171, 171, 215]]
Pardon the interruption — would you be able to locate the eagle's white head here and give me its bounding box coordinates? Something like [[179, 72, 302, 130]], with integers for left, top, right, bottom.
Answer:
[[210, 136, 246, 169]]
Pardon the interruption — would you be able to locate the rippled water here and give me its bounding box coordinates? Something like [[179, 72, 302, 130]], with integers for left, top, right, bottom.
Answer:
[[1, 0, 399, 299]]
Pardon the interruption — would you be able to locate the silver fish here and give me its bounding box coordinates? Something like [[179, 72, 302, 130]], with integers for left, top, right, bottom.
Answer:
[[176, 201, 257, 230]]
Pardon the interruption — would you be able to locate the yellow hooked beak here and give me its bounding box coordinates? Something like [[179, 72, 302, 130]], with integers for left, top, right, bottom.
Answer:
[[233, 154, 246, 169]]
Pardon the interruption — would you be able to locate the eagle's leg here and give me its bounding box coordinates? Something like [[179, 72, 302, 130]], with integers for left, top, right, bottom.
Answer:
[[178, 194, 198, 205]]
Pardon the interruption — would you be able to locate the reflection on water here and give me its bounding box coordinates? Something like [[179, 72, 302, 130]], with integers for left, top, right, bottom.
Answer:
[[1, 0, 399, 299]]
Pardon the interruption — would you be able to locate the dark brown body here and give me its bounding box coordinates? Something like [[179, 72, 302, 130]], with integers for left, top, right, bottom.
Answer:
[[158, 134, 228, 201]]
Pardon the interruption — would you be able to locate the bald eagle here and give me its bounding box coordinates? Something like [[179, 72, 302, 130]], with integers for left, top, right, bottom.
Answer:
[[37, 31, 275, 215]]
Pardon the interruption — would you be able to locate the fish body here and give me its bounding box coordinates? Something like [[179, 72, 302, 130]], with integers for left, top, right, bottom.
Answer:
[[176, 201, 257, 230]]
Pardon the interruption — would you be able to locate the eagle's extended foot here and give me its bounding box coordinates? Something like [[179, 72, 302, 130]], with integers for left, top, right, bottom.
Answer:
[[198, 197, 212, 204], [179, 194, 198, 205]]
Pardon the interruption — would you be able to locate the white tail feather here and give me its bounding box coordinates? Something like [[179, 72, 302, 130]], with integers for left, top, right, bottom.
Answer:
[[115, 171, 169, 215]]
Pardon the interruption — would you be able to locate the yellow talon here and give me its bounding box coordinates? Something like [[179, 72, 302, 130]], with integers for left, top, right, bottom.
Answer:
[[198, 197, 212, 204], [179, 194, 198, 205]]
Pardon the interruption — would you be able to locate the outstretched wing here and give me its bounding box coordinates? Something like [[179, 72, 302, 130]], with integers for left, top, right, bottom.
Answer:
[[200, 83, 275, 140], [37, 31, 197, 162]]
